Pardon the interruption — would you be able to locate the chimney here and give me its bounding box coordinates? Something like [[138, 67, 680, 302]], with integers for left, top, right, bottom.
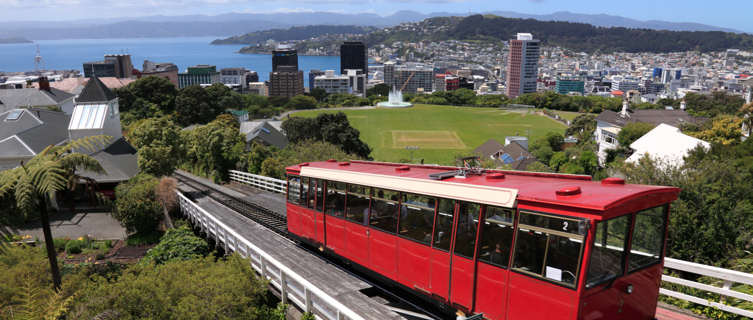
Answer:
[[680, 100, 686, 110], [38, 76, 50, 91], [621, 99, 629, 117]]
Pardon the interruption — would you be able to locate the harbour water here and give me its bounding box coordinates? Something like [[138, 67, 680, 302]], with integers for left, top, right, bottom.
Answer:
[[0, 37, 340, 86]]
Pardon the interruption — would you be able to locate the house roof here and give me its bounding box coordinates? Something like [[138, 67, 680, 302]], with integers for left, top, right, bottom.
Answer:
[[0, 88, 74, 113], [474, 138, 504, 159], [240, 120, 289, 149], [0, 108, 69, 157], [76, 76, 116, 103], [31, 77, 136, 95], [626, 123, 710, 167], [80, 137, 139, 183], [596, 109, 702, 128]]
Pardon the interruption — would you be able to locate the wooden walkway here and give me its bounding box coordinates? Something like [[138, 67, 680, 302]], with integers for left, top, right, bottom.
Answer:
[[177, 182, 408, 320]]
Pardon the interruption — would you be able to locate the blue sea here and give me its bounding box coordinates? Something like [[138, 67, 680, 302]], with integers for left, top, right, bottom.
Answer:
[[0, 37, 340, 86]]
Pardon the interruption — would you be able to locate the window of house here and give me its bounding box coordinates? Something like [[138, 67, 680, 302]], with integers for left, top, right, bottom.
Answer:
[[369, 188, 399, 234], [325, 181, 346, 217], [587, 215, 631, 287], [346, 184, 370, 225], [453, 202, 481, 259], [628, 206, 667, 272], [433, 198, 455, 251], [398, 193, 436, 245], [478, 206, 515, 268], [512, 211, 587, 288]]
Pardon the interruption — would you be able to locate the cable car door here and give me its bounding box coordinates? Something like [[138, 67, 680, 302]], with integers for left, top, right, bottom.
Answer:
[[449, 201, 482, 311]]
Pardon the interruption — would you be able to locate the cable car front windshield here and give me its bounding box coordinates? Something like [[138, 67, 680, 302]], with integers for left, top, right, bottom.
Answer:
[[512, 211, 588, 288]]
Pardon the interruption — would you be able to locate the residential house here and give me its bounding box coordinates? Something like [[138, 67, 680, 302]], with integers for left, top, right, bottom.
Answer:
[[240, 120, 288, 150], [0, 108, 70, 171], [594, 100, 702, 163], [625, 124, 710, 168], [474, 138, 537, 170], [0, 78, 75, 114]]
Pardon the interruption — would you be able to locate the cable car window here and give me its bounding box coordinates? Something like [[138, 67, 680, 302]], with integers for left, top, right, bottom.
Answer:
[[453, 202, 481, 259], [628, 206, 667, 272], [513, 211, 587, 288], [478, 206, 515, 268], [369, 188, 399, 234], [325, 181, 346, 217], [587, 215, 630, 287], [301, 177, 310, 208], [287, 176, 302, 205], [315, 179, 324, 212], [398, 193, 436, 245], [346, 184, 370, 225], [433, 198, 455, 251]]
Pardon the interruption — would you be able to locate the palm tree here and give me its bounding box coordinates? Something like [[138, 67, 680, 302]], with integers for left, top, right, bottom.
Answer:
[[0, 136, 109, 291]]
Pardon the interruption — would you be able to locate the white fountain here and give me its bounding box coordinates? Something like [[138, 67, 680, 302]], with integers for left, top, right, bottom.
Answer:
[[377, 86, 413, 108]]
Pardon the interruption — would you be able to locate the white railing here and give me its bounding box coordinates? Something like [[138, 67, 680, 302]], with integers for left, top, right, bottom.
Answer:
[[661, 257, 753, 318], [229, 170, 287, 194], [177, 191, 365, 320]]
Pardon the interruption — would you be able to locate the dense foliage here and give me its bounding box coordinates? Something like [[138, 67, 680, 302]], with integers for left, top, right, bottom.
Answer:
[[258, 140, 362, 179], [282, 112, 372, 158], [617, 122, 656, 147], [182, 115, 246, 182], [127, 117, 184, 176], [113, 174, 162, 234], [141, 226, 210, 265], [116, 76, 177, 123]]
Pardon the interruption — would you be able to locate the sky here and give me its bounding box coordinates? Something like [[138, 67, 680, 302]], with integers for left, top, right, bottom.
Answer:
[[1, 0, 752, 33]]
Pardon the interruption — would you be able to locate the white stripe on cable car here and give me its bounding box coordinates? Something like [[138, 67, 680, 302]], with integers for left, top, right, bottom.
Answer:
[[300, 166, 518, 209]]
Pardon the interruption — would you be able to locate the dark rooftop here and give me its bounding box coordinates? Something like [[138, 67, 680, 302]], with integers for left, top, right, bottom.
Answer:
[[76, 76, 116, 103]]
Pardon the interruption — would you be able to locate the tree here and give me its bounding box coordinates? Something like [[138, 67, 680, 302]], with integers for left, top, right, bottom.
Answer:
[[366, 83, 390, 97], [260, 141, 360, 179], [175, 85, 215, 126], [69, 255, 272, 319], [565, 114, 596, 142], [286, 95, 318, 110], [309, 88, 329, 102], [577, 150, 599, 175], [684, 115, 742, 145], [141, 226, 209, 265], [0, 136, 108, 290], [739, 102, 753, 137], [525, 161, 553, 173], [113, 174, 162, 235], [282, 112, 372, 159], [115, 76, 177, 117], [549, 152, 568, 172], [127, 117, 184, 176], [617, 122, 655, 147], [182, 117, 246, 182]]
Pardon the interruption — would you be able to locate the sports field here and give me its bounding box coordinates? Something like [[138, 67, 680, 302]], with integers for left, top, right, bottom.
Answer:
[[293, 104, 568, 165]]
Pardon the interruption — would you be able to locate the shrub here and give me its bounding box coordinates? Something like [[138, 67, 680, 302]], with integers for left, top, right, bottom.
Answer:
[[53, 238, 70, 252], [113, 174, 162, 234], [141, 226, 209, 265], [65, 240, 83, 254], [125, 231, 163, 246]]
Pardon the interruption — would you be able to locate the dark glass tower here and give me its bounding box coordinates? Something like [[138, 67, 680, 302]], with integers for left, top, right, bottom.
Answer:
[[272, 48, 298, 72], [340, 41, 367, 75]]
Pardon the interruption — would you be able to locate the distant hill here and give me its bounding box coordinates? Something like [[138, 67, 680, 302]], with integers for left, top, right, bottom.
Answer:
[[212, 25, 374, 45], [362, 15, 753, 53], [0, 10, 745, 41], [0, 37, 31, 44]]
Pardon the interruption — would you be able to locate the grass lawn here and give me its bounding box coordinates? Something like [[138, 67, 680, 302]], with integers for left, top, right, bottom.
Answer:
[[293, 104, 567, 165]]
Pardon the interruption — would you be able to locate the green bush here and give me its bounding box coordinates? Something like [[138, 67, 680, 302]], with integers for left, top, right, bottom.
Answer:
[[113, 174, 162, 234], [65, 240, 83, 254], [126, 231, 163, 246], [141, 226, 209, 265], [53, 238, 70, 252]]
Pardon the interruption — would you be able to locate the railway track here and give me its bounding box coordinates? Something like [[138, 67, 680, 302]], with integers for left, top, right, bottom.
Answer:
[[174, 171, 288, 235], [173, 171, 447, 320]]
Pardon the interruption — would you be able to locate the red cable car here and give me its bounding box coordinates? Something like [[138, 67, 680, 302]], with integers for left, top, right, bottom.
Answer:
[[285, 160, 679, 320]]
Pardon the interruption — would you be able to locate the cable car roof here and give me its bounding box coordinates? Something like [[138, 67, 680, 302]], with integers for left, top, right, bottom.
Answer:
[[287, 160, 680, 213]]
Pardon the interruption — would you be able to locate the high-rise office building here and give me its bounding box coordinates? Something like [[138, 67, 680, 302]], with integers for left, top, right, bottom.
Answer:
[[83, 54, 133, 78], [269, 66, 304, 98], [340, 41, 367, 93], [272, 47, 298, 72], [505, 33, 540, 98]]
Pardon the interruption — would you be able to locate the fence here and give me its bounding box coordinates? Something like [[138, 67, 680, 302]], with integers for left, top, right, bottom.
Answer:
[[229, 170, 287, 194], [661, 257, 753, 318], [177, 191, 366, 320]]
